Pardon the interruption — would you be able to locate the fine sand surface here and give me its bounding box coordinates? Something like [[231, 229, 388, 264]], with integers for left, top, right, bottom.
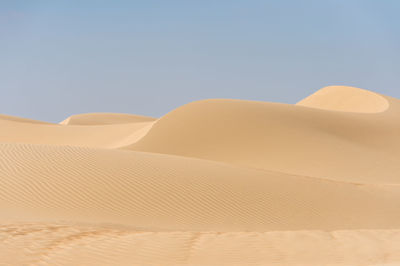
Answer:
[[1, 86, 400, 265]]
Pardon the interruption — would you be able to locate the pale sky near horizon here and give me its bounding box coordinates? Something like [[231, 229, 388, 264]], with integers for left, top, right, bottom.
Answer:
[[1, 0, 400, 122]]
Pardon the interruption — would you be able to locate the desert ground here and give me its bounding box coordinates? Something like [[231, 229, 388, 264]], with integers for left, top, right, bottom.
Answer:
[[1, 86, 400, 265]]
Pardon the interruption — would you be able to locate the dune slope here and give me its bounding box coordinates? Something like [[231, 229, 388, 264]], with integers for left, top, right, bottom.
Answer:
[[128, 87, 400, 184], [1, 143, 400, 231]]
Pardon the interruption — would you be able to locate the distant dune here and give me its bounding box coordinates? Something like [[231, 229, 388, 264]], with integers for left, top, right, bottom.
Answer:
[[1, 86, 400, 265], [60, 112, 156, 125]]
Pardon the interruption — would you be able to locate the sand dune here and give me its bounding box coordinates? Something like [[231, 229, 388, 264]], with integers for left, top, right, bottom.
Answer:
[[128, 86, 400, 184], [0, 115, 155, 148], [0, 114, 53, 125], [60, 112, 156, 125], [297, 85, 390, 113], [1, 86, 400, 265]]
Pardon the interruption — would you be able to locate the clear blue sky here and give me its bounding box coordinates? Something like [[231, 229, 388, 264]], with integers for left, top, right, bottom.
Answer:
[[1, 0, 399, 122]]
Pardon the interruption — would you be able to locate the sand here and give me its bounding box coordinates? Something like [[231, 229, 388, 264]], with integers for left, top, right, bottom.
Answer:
[[1, 86, 399, 265]]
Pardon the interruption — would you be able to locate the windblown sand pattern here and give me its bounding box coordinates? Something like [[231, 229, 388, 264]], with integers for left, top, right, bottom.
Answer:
[[1, 86, 400, 265]]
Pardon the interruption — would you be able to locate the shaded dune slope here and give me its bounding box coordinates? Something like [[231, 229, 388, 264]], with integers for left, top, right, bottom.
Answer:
[[128, 86, 400, 184]]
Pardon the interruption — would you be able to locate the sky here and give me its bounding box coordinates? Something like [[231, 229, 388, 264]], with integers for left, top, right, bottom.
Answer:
[[1, 0, 400, 122]]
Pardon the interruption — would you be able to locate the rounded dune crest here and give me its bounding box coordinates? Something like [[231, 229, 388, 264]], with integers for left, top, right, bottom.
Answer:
[[296, 86, 389, 113]]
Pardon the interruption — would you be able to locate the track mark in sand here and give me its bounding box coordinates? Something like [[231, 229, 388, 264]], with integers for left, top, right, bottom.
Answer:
[[33, 228, 114, 265], [182, 232, 201, 263]]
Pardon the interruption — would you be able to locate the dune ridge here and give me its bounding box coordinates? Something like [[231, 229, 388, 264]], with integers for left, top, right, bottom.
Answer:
[[1, 86, 400, 265]]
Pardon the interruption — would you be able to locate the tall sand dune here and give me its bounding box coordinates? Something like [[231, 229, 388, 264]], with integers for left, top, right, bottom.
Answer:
[[128, 86, 400, 184], [1, 86, 400, 265]]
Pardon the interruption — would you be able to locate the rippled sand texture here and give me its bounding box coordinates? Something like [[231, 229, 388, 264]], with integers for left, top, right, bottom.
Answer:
[[1, 86, 400, 265]]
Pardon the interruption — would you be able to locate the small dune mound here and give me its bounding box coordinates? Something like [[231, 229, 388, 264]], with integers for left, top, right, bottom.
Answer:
[[0, 114, 53, 125], [296, 86, 389, 113], [60, 112, 156, 125], [0, 115, 154, 149]]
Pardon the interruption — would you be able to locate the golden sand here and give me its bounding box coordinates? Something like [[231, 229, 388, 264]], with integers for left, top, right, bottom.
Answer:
[[1, 86, 399, 265]]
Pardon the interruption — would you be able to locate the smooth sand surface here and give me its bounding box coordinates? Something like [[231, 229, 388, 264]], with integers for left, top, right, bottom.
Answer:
[[1, 86, 400, 265]]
